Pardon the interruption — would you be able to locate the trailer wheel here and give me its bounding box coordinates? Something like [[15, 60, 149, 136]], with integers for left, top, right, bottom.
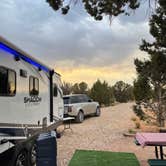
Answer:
[[15, 150, 28, 166], [76, 111, 84, 123], [29, 143, 37, 166]]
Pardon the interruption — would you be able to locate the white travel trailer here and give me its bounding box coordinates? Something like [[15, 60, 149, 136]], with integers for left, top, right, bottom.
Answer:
[[0, 36, 64, 166]]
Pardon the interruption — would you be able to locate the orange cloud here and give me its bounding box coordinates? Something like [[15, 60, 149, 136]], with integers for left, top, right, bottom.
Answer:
[[56, 65, 136, 87], [54, 50, 147, 87]]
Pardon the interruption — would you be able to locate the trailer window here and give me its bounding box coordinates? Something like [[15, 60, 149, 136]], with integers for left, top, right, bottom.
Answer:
[[0, 67, 16, 96], [29, 76, 39, 96]]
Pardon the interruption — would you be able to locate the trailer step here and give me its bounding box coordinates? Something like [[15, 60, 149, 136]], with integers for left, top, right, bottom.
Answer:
[[0, 136, 27, 142]]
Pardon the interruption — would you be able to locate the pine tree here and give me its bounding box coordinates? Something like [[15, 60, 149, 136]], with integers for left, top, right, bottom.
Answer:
[[62, 81, 73, 95], [72, 82, 88, 94], [90, 79, 113, 106], [134, 0, 166, 126], [113, 81, 134, 103], [133, 75, 152, 102], [46, 0, 140, 20]]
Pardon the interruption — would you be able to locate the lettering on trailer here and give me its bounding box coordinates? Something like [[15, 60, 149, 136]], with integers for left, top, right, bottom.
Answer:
[[24, 96, 42, 104]]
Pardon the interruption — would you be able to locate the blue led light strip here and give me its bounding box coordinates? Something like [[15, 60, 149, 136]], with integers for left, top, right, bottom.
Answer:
[[0, 42, 50, 73]]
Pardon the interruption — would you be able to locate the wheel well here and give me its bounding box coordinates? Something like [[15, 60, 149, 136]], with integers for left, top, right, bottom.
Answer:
[[79, 109, 84, 114], [17, 148, 28, 157], [14, 148, 29, 164], [11, 138, 37, 166]]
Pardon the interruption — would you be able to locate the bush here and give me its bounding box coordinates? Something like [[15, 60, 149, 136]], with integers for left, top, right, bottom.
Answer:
[[131, 117, 137, 121], [135, 121, 141, 129], [90, 80, 114, 106], [128, 129, 136, 134], [133, 105, 145, 120]]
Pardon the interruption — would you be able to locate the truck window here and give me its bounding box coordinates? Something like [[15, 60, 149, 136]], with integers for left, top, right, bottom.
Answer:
[[70, 95, 83, 103], [82, 95, 91, 102], [29, 76, 39, 96], [0, 66, 16, 96], [63, 97, 70, 104]]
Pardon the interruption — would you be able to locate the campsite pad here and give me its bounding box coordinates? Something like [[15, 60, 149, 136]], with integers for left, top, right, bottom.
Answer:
[[69, 150, 140, 166]]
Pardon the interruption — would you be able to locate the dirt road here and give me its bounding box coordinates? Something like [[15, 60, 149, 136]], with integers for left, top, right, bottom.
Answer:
[[57, 103, 154, 166]]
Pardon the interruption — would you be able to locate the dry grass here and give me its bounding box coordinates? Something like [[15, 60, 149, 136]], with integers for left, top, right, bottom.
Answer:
[[131, 117, 137, 122], [134, 121, 141, 129]]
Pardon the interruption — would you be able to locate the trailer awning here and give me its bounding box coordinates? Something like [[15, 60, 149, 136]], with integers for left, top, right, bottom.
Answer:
[[0, 36, 52, 73]]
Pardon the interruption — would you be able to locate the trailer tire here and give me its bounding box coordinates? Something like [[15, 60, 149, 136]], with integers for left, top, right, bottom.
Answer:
[[15, 150, 28, 166], [29, 143, 37, 166], [76, 111, 84, 123]]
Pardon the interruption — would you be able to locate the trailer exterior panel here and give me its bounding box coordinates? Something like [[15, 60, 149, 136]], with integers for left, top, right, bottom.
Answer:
[[0, 36, 64, 165]]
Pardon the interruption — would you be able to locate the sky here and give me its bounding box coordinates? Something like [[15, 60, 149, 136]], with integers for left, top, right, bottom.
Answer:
[[0, 0, 154, 87]]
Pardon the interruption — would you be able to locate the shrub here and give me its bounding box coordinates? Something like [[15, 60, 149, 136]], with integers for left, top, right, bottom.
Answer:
[[131, 117, 137, 121], [133, 104, 145, 120], [135, 121, 141, 129], [128, 129, 136, 134]]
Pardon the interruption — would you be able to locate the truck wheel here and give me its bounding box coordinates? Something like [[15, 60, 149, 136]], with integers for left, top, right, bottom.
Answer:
[[95, 107, 101, 117], [29, 143, 37, 166], [76, 111, 84, 123], [15, 150, 28, 166]]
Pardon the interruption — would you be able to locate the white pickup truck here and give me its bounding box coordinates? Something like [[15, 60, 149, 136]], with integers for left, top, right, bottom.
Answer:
[[63, 94, 100, 123]]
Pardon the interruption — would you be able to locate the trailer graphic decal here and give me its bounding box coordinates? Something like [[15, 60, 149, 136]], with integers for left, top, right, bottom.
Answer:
[[24, 96, 42, 104]]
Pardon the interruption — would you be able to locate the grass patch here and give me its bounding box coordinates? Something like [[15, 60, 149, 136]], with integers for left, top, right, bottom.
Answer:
[[69, 150, 140, 166], [128, 128, 136, 134]]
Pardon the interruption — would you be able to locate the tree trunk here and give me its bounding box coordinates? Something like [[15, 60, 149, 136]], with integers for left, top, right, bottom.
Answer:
[[156, 85, 165, 127]]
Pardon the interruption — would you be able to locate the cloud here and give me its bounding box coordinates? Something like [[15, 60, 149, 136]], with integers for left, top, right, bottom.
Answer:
[[0, 0, 152, 84]]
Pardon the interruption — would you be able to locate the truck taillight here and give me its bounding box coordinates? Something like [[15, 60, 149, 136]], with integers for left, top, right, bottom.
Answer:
[[68, 106, 72, 112]]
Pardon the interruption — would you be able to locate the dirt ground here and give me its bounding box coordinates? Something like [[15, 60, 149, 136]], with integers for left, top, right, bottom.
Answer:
[[57, 103, 155, 166]]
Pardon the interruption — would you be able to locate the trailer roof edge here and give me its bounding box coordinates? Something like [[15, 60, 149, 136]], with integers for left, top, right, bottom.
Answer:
[[0, 36, 56, 73]]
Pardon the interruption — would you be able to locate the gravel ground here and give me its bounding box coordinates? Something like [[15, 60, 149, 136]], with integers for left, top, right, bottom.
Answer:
[[57, 103, 155, 166]]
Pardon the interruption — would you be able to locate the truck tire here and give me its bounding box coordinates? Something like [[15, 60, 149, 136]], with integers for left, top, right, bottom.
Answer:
[[15, 150, 28, 166], [95, 107, 101, 117], [76, 111, 84, 123]]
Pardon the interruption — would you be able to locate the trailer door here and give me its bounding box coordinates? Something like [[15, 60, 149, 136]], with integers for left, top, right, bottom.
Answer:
[[53, 83, 64, 120]]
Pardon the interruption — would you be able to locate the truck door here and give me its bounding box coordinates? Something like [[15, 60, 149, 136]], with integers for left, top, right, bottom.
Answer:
[[83, 95, 95, 114]]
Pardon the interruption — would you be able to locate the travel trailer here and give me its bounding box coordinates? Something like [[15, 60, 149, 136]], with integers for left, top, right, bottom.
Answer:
[[0, 36, 64, 166]]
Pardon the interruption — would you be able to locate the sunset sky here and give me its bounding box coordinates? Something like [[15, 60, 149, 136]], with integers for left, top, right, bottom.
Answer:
[[0, 1, 153, 87]]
